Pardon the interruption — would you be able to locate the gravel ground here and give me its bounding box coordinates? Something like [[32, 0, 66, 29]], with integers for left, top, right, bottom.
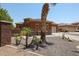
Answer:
[[25, 36, 79, 56], [0, 36, 79, 56], [10, 33, 79, 56], [1, 32, 79, 56]]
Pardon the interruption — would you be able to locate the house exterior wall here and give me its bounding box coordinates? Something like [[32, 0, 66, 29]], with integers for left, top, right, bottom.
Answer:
[[58, 25, 79, 32], [52, 25, 57, 33], [14, 19, 57, 35]]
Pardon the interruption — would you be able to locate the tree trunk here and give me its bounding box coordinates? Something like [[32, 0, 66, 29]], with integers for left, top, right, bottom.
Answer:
[[16, 40, 19, 46], [25, 35, 28, 47], [36, 44, 39, 50], [41, 31, 46, 43], [40, 3, 49, 44]]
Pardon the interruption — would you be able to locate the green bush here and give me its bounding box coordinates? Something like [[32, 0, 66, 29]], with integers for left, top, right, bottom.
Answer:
[[24, 18, 32, 21], [29, 36, 42, 50], [14, 34, 22, 45], [31, 36, 42, 45], [20, 27, 32, 36]]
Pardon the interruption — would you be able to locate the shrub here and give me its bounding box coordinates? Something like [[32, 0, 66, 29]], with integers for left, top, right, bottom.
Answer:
[[14, 34, 22, 45], [30, 36, 42, 50]]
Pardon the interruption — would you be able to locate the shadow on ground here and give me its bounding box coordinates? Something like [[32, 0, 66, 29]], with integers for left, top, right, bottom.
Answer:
[[72, 50, 79, 53], [22, 42, 54, 51], [46, 42, 54, 45]]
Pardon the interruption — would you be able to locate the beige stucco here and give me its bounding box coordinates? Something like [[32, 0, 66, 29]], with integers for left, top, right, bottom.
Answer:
[[58, 25, 79, 32]]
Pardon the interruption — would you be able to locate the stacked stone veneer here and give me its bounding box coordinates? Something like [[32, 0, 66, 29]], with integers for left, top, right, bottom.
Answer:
[[0, 22, 12, 47]]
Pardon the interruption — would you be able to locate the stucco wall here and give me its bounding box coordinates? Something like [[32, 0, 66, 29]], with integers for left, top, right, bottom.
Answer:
[[58, 25, 79, 32], [52, 25, 57, 33]]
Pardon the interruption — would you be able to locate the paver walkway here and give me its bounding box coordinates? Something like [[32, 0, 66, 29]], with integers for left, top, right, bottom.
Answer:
[[0, 45, 41, 56]]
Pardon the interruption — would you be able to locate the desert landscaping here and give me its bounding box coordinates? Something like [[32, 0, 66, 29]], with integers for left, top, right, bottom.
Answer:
[[0, 3, 79, 56]]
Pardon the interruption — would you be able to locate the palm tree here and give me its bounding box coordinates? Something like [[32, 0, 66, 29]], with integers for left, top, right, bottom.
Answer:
[[40, 3, 56, 43], [21, 27, 31, 48]]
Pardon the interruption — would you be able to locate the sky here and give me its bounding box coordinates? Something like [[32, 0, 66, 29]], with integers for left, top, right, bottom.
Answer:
[[1, 3, 79, 25]]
